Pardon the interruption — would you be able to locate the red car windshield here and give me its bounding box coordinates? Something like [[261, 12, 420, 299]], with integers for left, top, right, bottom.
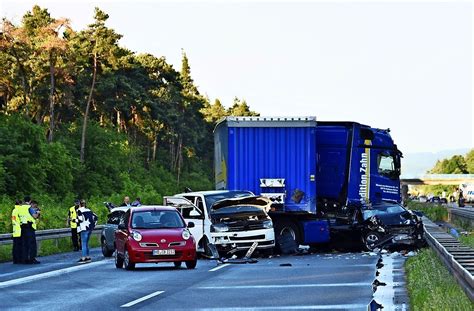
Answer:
[[132, 210, 185, 229]]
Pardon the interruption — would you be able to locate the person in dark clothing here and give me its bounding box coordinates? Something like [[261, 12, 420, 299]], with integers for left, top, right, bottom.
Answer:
[[131, 197, 141, 207], [20, 198, 40, 264], [67, 199, 81, 251], [120, 196, 131, 207]]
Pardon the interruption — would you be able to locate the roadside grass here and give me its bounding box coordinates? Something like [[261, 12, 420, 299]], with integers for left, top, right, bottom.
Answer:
[[459, 234, 474, 249], [405, 248, 473, 309], [406, 201, 448, 222], [0, 235, 101, 262]]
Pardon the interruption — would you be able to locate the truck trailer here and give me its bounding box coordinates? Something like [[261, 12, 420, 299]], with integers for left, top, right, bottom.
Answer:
[[214, 116, 405, 251]]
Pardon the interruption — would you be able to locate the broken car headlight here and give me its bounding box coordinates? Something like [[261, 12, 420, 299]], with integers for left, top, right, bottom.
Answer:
[[211, 224, 229, 232], [262, 219, 273, 229], [182, 230, 191, 240], [132, 231, 142, 242]]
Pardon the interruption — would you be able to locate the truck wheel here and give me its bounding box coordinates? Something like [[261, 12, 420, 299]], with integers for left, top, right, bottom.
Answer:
[[363, 232, 381, 251], [101, 237, 114, 257], [115, 250, 123, 269], [275, 220, 300, 254]]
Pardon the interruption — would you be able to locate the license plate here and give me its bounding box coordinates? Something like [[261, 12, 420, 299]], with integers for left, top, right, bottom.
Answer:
[[153, 249, 175, 256]]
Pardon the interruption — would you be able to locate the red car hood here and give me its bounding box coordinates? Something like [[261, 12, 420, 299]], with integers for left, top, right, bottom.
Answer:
[[134, 228, 187, 243]]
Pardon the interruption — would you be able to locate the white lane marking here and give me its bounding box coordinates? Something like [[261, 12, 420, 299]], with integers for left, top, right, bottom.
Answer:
[[120, 290, 165, 308], [198, 282, 371, 289], [0, 260, 110, 289], [197, 304, 368, 310], [209, 263, 230, 272]]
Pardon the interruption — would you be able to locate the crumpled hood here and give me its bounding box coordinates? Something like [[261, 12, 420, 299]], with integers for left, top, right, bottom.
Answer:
[[211, 195, 272, 211], [375, 211, 418, 226]]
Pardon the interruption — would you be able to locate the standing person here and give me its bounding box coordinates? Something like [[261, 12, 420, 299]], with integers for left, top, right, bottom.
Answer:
[[459, 188, 465, 207], [67, 199, 81, 251], [76, 200, 97, 264], [131, 197, 141, 207], [120, 196, 131, 207], [19, 197, 40, 264], [11, 200, 23, 264]]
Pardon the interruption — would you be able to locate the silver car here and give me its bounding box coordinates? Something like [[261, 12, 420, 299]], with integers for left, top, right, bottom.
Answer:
[[101, 206, 129, 257]]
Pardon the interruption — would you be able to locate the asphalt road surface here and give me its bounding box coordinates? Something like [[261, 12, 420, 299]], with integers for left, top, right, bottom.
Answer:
[[0, 248, 408, 310]]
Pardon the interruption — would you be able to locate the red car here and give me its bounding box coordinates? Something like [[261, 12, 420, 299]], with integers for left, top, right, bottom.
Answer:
[[114, 206, 197, 270]]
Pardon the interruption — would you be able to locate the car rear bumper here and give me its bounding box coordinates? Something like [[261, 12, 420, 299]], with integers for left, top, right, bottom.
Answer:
[[211, 228, 275, 250]]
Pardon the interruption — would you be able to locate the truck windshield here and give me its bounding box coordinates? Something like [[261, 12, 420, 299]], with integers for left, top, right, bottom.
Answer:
[[377, 153, 399, 179], [131, 210, 185, 229]]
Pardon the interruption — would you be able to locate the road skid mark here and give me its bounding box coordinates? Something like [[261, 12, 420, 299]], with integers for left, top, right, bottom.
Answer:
[[121, 290, 165, 308]]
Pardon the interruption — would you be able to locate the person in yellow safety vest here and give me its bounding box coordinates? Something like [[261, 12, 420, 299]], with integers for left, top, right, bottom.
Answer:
[[18, 196, 40, 264], [11, 200, 23, 264], [67, 199, 81, 251]]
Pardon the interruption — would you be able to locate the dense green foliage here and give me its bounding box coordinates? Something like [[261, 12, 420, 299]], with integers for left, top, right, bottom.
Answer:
[[405, 248, 473, 309], [429, 149, 474, 174], [0, 5, 259, 227]]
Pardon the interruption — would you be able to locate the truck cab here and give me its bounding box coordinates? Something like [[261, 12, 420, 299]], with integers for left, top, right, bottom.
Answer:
[[164, 190, 275, 257]]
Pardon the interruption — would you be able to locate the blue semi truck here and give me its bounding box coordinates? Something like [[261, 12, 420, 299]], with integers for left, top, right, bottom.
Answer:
[[214, 116, 404, 251]]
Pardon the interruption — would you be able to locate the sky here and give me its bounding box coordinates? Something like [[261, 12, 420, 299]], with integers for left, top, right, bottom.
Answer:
[[1, 0, 472, 154]]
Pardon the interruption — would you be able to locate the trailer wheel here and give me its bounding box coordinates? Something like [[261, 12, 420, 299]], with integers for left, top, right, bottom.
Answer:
[[275, 220, 300, 254]]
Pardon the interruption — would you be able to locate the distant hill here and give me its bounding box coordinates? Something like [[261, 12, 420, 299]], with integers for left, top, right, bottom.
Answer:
[[401, 148, 471, 178]]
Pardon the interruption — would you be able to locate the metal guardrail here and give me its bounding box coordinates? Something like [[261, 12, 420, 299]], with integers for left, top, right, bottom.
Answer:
[[450, 207, 474, 220], [0, 225, 104, 246], [423, 218, 474, 301]]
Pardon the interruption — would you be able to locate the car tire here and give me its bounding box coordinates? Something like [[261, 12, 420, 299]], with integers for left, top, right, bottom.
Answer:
[[202, 237, 213, 258], [174, 261, 182, 268], [115, 250, 123, 269], [101, 237, 114, 257], [124, 249, 135, 270], [185, 259, 197, 269], [275, 219, 300, 254], [363, 231, 381, 251]]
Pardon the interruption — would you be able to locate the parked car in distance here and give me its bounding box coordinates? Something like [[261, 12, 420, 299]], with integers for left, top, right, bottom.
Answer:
[[114, 206, 197, 270], [330, 201, 424, 251], [418, 196, 428, 203], [165, 191, 275, 257], [429, 196, 441, 204], [101, 205, 129, 257]]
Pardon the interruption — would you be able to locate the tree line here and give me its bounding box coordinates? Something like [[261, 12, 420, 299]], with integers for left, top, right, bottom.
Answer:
[[429, 150, 474, 174], [0, 6, 258, 199]]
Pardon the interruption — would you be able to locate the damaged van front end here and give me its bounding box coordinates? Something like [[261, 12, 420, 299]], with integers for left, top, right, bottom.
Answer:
[[211, 196, 275, 255]]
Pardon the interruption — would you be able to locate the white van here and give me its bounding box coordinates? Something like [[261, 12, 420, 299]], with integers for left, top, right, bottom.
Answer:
[[164, 190, 275, 256]]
